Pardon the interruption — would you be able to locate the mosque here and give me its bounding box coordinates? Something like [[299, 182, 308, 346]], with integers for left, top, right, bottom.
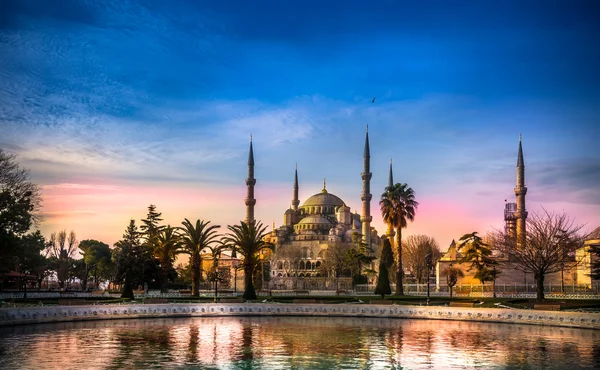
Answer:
[[435, 138, 600, 290], [242, 129, 386, 285]]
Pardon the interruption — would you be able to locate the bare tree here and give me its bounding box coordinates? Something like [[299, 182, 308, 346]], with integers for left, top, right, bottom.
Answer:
[[403, 235, 441, 284], [273, 244, 303, 279], [47, 230, 79, 289], [318, 242, 352, 290], [492, 209, 585, 301]]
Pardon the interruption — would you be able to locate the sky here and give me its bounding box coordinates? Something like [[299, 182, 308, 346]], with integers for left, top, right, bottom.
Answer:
[[1, 0, 599, 249]]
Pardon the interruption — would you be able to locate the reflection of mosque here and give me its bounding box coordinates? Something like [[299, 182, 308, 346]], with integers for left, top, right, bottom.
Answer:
[[243, 129, 384, 286]]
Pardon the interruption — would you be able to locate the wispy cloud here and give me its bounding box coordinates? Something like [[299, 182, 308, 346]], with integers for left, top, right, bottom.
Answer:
[[1, 1, 599, 247]]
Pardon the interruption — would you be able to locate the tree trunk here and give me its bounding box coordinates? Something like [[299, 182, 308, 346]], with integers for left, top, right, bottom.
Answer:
[[191, 253, 200, 297], [160, 265, 170, 294], [395, 228, 404, 295], [536, 272, 545, 301], [243, 265, 257, 300], [82, 264, 89, 291]]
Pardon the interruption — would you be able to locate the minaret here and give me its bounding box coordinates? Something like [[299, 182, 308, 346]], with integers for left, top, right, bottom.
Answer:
[[361, 126, 372, 246], [245, 136, 256, 224], [386, 158, 396, 245], [292, 163, 299, 211], [514, 134, 527, 247]]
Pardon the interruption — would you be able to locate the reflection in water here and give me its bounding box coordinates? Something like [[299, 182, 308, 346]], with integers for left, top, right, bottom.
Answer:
[[0, 316, 599, 369]]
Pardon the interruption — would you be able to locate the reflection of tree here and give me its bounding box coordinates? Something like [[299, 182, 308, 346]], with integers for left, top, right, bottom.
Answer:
[[107, 326, 174, 369], [241, 324, 254, 362], [186, 324, 199, 364]]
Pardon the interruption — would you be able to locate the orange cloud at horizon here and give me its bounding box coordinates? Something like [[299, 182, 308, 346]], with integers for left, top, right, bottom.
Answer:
[[38, 179, 513, 252]]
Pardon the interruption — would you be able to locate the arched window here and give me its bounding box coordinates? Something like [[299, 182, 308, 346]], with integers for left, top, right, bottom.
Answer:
[[299, 273, 304, 277], [302, 248, 309, 258], [284, 261, 289, 270], [312, 262, 316, 270], [277, 273, 282, 277], [277, 261, 283, 270], [315, 261, 321, 268], [299, 261, 305, 270]]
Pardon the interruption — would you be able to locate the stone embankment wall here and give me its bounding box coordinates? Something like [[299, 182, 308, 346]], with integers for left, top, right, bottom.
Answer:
[[1, 303, 598, 329]]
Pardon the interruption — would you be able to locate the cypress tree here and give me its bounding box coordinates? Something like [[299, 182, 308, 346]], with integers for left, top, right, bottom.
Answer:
[[374, 238, 393, 298], [374, 261, 391, 298]]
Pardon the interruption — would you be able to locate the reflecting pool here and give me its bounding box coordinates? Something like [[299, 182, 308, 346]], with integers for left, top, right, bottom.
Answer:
[[0, 316, 598, 369]]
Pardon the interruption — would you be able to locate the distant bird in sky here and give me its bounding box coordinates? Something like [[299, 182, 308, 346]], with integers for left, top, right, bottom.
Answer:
[[372, 97, 376, 103]]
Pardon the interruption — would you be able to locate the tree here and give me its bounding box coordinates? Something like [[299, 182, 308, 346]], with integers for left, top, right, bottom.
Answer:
[[175, 262, 192, 287], [112, 220, 144, 299], [140, 204, 165, 249], [445, 264, 465, 298], [14, 230, 49, 291], [380, 238, 394, 269], [178, 219, 220, 297], [404, 235, 441, 284], [493, 209, 585, 301], [374, 238, 393, 298], [346, 234, 376, 286], [273, 244, 303, 279], [153, 226, 182, 293], [223, 220, 273, 300], [79, 239, 112, 290], [47, 230, 79, 289], [380, 183, 419, 295], [203, 239, 230, 300], [0, 149, 42, 273], [458, 232, 498, 286], [318, 242, 352, 290]]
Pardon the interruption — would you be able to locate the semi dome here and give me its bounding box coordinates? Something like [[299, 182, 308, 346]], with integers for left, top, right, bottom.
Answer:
[[297, 215, 334, 226]]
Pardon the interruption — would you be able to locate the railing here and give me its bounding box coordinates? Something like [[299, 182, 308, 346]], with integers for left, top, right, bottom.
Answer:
[[3, 282, 599, 300]]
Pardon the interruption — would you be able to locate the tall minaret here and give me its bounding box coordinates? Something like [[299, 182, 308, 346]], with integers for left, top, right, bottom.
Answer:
[[386, 158, 396, 245], [292, 163, 299, 211], [361, 126, 372, 247], [514, 134, 527, 247], [245, 136, 256, 224]]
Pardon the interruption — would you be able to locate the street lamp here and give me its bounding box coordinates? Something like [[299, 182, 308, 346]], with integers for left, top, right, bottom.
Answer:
[[214, 250, 221, 303], [426, 251, 432, 306], [231, 248, 238, 295], [260, 251, 265, 290]]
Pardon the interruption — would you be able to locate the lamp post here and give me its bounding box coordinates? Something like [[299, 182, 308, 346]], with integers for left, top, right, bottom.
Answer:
[[213, 250, 221, 303], [231, 248, 238, 295], [426, 251, 432, 306], [260, 251, 265, 290]]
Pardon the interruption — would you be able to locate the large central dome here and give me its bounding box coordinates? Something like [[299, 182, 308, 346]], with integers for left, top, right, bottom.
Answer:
[[301, 188, 345, 207]]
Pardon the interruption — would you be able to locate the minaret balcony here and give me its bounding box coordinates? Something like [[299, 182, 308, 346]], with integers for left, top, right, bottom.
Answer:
[[514, 186, 528, 195]]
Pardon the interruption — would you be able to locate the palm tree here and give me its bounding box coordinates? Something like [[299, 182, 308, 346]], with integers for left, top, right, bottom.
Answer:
[[178, 219, 220, 296], [154, 226, 182, 293], [222, 220, 273, 300], [380, 183, 419, 295], [444, 264, 465, 298]]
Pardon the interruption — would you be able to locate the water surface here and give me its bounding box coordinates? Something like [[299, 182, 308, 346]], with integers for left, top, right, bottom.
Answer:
[[0, 316, 598, 369]]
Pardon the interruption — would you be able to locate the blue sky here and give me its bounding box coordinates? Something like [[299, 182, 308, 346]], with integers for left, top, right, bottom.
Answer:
[[1, 0, 599, 246]]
